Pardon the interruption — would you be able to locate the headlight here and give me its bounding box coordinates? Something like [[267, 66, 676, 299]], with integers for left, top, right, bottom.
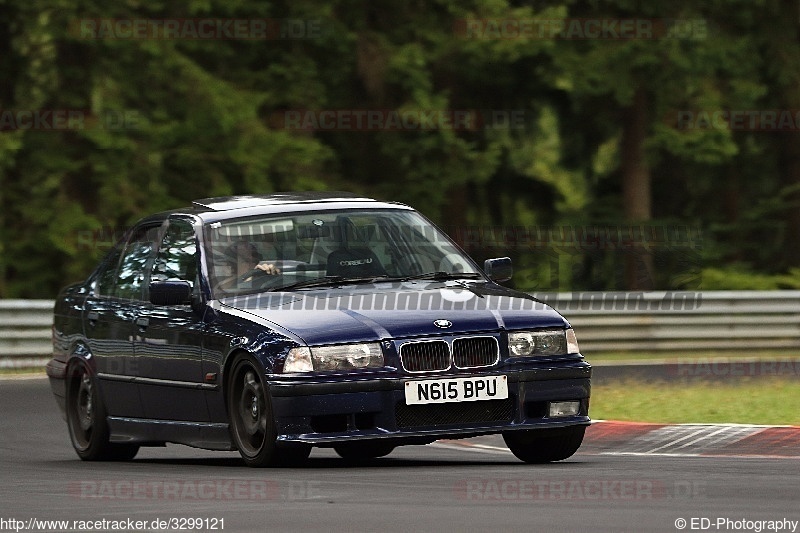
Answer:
[[508, 329, 570, 357], [566, 328, 580, 354], [283, 343, 384, 373], [284, 347, 314, 373]]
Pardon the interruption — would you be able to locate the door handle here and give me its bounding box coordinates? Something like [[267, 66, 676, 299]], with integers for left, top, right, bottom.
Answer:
[[135, 317, 149, 330], [87, 311, 99, 326]]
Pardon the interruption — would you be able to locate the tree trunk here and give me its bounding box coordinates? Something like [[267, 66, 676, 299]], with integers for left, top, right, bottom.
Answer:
[[780, 9, 800, 268], [781, 122, 800, 268], [620, 86, 654, 290], [771, 3, 800, 269]]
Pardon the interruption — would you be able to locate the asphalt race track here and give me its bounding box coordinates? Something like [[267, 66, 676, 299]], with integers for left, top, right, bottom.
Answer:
[[2, 378, 799, 533]]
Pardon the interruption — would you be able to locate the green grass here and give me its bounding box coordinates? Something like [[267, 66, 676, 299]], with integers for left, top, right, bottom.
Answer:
[[0, 367, 46, 376], [591, 377, 800, 425]]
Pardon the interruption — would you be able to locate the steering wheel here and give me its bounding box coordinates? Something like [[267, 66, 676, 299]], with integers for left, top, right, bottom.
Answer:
[[232, 268, 290, 291], [236, 267, 271, 284], [233, 261, 307, 288]]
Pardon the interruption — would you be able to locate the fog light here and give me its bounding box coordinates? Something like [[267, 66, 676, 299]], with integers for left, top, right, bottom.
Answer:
[[548, 401, 581, 417]]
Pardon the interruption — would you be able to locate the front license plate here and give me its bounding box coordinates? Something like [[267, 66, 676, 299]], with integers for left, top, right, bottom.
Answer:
[[404, 375, 508, 405]]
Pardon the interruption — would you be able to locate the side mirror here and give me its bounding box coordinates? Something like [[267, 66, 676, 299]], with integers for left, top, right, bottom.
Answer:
[[149, 281, 192, 306], [484, 257, 513, 283]]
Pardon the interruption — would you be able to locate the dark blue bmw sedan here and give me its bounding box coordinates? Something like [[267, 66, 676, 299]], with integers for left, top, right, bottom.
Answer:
[[47, 192, 591, 467]]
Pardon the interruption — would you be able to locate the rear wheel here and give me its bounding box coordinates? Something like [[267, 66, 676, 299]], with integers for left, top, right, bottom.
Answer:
[[228, 356, 310, 467], [65, 360, 139, 461], [333, 441, 395, 460], [502, 426, 586, 464]]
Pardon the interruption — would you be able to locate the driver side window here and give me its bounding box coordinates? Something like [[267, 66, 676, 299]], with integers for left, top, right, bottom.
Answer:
[[152, 220, 198, 286], [114, 225, 161, 301], [95, 244, 123, 297]]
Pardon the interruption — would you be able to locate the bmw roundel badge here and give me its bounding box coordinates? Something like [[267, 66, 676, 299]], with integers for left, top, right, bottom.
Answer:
[[433, 319, 452, 329]]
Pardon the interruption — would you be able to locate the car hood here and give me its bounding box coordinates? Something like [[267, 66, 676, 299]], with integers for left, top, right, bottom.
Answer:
[[217, 281, 568, 345]]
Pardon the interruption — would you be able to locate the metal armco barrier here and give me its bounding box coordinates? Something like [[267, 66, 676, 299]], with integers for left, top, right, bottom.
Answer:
[[2, 291, 799, 369], [532, 291, 800, 352], [0, 300, 54, 369]]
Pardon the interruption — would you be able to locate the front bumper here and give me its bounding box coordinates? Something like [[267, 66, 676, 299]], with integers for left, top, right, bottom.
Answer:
[[268, 362, 591, 444]]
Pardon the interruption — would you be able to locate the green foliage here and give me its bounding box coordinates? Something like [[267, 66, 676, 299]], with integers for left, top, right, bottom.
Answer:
[[0, 0, 798, 296], [700, 267, 800, 291]]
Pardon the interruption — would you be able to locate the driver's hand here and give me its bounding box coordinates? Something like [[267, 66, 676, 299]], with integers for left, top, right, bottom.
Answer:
[[255, 262, 280, 275]]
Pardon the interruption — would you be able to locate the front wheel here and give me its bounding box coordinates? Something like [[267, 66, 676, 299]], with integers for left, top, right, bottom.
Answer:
[[502, 426, 586, 464], [65, 360, 139, 461], [227, 356, 310, 467]]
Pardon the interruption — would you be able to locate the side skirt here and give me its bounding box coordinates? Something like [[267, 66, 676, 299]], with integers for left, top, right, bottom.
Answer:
[[107, 417, 234, 451]]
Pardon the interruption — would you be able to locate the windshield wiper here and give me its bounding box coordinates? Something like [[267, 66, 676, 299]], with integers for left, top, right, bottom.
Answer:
[[270, 272, 482, 291], [269, 275, 389, 292], [395, 271, 484, 282]]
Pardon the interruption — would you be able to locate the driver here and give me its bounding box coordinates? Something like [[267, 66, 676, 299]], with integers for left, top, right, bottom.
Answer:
[[236, 241, 280, 276], [218, 241, 280, 289]]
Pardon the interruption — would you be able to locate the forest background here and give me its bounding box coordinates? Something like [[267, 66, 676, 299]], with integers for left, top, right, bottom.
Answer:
[[1, 0, 799, 298]]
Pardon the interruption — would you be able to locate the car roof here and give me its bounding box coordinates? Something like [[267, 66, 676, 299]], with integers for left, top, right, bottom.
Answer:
[[191, 191, 378, 211], [166, 192, 413, 224]]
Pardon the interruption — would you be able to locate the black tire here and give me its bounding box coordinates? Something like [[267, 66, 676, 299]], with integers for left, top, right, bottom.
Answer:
[[502, 426, 586, 464], [333, 441, 395, 460], [227, 356, 310, 467], [65, 360, 139, 461]]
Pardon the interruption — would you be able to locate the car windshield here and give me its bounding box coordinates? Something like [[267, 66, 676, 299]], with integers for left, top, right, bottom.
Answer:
[[205, 209, 482, 297]]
